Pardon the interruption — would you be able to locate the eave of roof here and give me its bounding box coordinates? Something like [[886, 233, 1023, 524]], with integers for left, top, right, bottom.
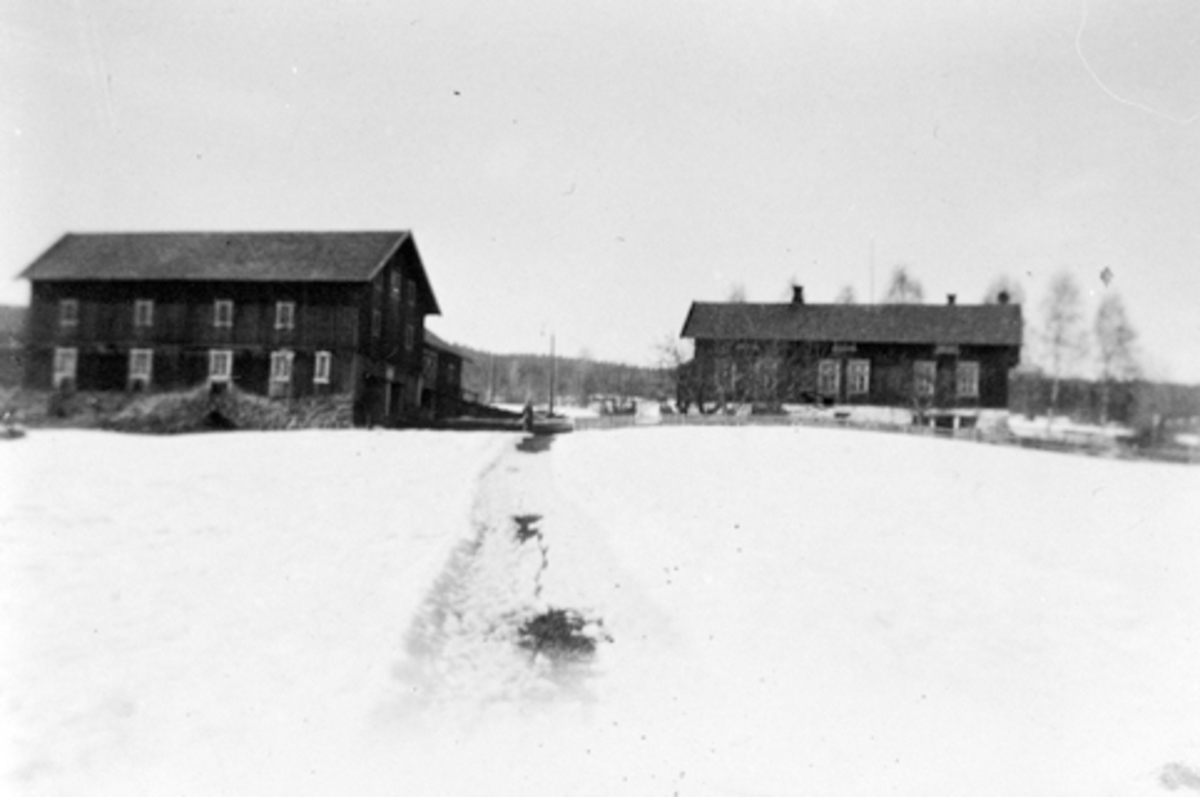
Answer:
[[680, 301, 1023, 347]]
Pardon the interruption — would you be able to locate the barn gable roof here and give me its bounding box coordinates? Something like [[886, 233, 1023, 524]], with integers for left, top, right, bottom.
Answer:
[[681, 302, 1022, 347], [19, 232, 441, 313]]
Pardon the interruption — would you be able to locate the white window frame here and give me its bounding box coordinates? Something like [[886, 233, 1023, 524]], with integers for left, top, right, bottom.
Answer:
[[818, 359, 840, 397], [53, 347, 78, 388], [275, 301, 296, 331], [313, 351, 332, 385], [128, 348, 153, 386], [847, 359, 870, 395], [914, 360, 936, 397], [59, 299, 79, 328], [270, 350, 294, 383], [213, 300, 234, 328], [208, 349, 233, 382], [956, 361, 980, 399], [133, 299, 154, 328]]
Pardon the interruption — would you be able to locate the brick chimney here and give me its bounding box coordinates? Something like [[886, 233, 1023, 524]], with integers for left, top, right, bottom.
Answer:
[[947, 293, 957, 305], [792, 285, 805, 305], [997, 291, 1010, 305]]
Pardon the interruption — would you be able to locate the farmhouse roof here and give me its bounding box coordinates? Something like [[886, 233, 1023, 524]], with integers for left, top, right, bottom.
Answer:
[[20, 232, 440, 313], [681, 302, 1022, 346]]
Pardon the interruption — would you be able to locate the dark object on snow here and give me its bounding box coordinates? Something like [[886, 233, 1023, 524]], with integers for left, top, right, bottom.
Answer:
[[517, 608, 609, 663]]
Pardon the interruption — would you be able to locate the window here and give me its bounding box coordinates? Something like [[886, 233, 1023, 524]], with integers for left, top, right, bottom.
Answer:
[[270, 350, 294, 382], [406, 279, 416, 310], [818, 359, 840, 397], [53, 347, 77, 388], [371, 309, 382, 338], [133, 299, 154, 328], [847, 359, 870, 395], [59, 299, 79, 328], [128, 349, 153, 388], [405, 321, 415, 352], [914, 360, 936, 397], [275, 301, 295, 331], [314, 351, 332, 385], [390, 271, 402, 303], [209, 349, 233, 382], [957, 361, 980, 398], [214, 300, 234, 328]]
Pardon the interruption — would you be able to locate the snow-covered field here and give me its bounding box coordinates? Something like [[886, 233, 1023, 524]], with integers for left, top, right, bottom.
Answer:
[[2, 426, 1198, 796]]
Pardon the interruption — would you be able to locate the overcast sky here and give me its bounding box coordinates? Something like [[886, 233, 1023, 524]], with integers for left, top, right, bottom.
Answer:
[[2, 0, 1198, 379]]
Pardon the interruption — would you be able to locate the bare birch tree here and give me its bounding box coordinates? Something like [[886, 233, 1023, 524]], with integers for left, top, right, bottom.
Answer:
[[883, 265, 924, 304], [1039, 271, 1088, 418], [1094, 293, 1139, 423]]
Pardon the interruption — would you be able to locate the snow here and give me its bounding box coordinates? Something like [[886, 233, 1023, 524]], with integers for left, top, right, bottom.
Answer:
[[3, 426, 1199, 795]]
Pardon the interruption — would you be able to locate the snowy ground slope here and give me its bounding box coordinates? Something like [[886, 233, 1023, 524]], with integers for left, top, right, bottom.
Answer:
[[2, 427, 1199, 796]]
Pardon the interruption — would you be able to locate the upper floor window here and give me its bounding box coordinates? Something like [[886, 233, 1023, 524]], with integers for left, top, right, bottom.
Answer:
[[956, 361, 980, 398], [371, 309, 382, 338], [214, 300, 234, 328], [405, 321, 415, 352], [818, 359, 840, 397], [208, 349, 233, 382], [314, 351, 332, 385], [53, 347, 77, 388], [914, 360, 936, 397], [59, 299, 79, 329], [275, 301, 295, 331], [270, 350, 294, 382], [390, 271, 402, 304], [133, 299, 154, 328], [129, 348, 153, 386], [847, 359, 870, 395], [406, 279, 416, 310]]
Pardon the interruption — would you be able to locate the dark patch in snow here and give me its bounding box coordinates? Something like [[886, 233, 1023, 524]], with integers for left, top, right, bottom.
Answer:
[[516, 607, 611, 664], [513, 513, 543, 544], [1161, 762, 1200, 792]]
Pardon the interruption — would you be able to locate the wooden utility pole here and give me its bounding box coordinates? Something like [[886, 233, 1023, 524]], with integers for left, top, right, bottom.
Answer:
[[549, 333, 557, 416]]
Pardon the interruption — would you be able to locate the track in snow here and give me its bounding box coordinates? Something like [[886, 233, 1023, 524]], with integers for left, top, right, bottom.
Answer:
[[391, 434, 610, 713]]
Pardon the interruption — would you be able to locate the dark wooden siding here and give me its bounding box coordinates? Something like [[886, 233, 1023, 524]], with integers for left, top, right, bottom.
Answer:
[[687, 338, 1018, 410]]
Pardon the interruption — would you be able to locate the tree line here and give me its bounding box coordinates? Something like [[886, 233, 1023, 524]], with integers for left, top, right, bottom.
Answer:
[[453, 345, 670, 408]]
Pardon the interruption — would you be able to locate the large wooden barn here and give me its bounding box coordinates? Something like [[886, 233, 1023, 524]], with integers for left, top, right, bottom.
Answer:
[[19, 231, 441, 426], [679, 287, 1023, 414]]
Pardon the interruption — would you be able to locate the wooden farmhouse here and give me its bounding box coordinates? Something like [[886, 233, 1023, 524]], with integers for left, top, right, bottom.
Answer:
[[679, 287, 1022, 416], [19, 231, 441, 426]]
